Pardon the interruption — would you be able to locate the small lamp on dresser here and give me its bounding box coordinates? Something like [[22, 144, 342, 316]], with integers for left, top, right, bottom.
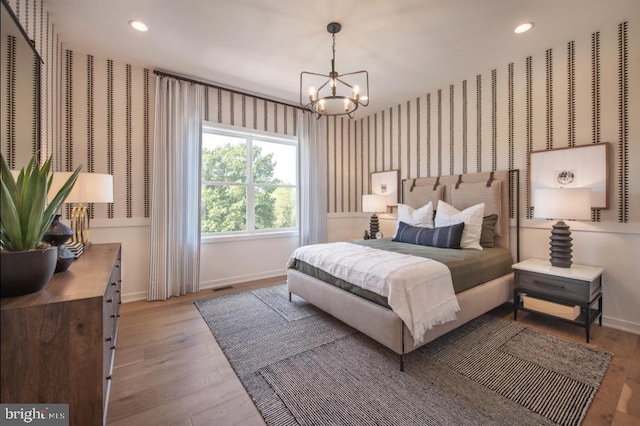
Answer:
[[533, 187, 591, 268], [362, 194, 387, 239], [48, 172, 114, 248]]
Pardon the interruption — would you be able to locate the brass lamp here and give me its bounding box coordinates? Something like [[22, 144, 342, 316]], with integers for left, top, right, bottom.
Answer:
[[534, 188, 591, 268], [48, 172, 114, 247]]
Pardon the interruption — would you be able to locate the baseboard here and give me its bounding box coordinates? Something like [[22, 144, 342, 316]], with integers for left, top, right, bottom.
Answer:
[[122, 270, 287, 303], [200, 269, 286, 290], [122, 290, 148, 303], [602, 316, 640, 335]]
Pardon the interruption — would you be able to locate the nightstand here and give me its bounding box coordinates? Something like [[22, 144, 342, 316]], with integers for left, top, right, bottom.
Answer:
[[512, 258, 603, 343]]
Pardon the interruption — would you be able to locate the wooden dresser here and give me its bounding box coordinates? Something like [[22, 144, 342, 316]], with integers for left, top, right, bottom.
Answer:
[[1, 243, 122, 426]]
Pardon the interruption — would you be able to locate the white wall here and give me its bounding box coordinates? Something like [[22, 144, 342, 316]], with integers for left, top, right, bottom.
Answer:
[[199, 235, 298, 289], [91, 211, 640, 333], [520, 221, 640, 334], [90, 219, 295, 302]]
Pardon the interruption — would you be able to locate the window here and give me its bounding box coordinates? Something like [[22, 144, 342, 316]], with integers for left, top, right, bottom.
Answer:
[[201, 125, 297, 236]]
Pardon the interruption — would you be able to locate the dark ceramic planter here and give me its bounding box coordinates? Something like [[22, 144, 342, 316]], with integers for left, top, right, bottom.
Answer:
[[54, 245, 75, 273], [43, 214, 75, 273], [0, 246, 57, 297], [42, 214, 74, 246]]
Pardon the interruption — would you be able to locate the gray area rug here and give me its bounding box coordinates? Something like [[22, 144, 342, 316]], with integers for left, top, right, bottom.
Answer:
[[195, 284, 612, 426]]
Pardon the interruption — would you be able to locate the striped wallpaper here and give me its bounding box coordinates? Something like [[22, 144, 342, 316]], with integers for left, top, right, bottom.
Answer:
[[326, 19, 637, 225], [3, 0, 637, 226]]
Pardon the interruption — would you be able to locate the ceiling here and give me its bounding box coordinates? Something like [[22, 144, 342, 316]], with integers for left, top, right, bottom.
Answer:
[[44, 0, 639, 118]]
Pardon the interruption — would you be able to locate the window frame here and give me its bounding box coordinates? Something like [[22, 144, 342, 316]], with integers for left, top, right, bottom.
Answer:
[[201, 122, 299, 242]]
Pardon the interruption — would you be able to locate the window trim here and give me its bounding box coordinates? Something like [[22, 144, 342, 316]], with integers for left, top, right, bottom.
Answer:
[[201, 121, 299, 238]]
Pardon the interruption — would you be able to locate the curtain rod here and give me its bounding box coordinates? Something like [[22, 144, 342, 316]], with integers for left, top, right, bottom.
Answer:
[[153, 69, 301, 110]]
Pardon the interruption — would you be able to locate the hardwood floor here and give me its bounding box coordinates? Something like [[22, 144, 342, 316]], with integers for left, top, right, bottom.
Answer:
[[107, 279, 639, 426]]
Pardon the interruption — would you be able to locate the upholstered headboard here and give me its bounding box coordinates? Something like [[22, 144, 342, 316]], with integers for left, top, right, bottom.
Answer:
[[401, 170, 517, 252]]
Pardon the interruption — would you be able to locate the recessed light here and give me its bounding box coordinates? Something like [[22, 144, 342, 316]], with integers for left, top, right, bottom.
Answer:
[[129, 20, 148, 32], [514, 21, 534, 34]]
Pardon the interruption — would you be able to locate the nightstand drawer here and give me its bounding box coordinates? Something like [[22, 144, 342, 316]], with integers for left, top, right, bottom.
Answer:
[[516, 270, 601, 303]]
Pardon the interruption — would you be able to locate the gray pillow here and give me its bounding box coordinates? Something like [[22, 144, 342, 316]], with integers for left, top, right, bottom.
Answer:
[[393, 221, 464, 249], [480, 214, 498, 248]]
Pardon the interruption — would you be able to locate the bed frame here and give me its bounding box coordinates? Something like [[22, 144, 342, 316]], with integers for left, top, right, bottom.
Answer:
[[287, 170, 520, 370]]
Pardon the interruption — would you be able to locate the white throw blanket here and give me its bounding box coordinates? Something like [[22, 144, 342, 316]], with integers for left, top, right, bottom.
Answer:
[[287, 242, 460, 344]]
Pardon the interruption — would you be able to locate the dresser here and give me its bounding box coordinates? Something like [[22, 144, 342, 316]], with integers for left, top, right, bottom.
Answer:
[[1, 243, 122, 426]]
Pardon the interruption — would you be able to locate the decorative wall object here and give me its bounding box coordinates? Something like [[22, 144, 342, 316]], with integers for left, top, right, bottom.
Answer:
[[370, 170, 399, 207], [529, 143, 609, 209]]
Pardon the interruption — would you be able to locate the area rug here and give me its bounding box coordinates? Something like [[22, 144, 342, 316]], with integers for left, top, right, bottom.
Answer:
[[195, 284, 612, 426]]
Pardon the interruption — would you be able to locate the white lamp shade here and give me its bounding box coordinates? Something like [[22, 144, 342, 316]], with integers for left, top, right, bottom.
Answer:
[[362, 194, 387, 213], [534, 188, 591, 220], [48, 172, 114, 204]]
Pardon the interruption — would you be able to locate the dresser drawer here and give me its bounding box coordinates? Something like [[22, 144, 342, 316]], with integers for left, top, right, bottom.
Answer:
[[516, 270, 601, 303]]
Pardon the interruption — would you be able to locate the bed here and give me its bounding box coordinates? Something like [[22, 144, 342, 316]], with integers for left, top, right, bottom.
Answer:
[[287, 169, 520, 370]]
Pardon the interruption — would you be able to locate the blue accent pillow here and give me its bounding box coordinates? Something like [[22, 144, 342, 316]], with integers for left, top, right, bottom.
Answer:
[[392, 221, 465, 249]]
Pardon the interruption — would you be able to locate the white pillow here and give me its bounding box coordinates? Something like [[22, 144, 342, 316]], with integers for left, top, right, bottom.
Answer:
[[394, 202, 434, 237], [434, 201, 485, 250]]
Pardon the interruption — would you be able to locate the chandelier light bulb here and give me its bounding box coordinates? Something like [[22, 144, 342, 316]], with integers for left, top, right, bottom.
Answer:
[[308, 87, 316, 102], [352, 85, 360, 101]]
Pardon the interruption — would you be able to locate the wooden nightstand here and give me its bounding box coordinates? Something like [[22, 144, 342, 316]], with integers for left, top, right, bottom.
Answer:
[[512, 258, 603, 343]]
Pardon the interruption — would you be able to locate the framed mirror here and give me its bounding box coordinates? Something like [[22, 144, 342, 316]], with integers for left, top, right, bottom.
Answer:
[[1, 0, 42, 168]]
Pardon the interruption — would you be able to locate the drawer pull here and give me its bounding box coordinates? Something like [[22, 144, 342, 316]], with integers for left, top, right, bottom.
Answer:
[[106, 298, 113, 303], [111, 282, 117, 286], [106, 375, 112, 381], [110, 345, 116, 350], [533, 280, 565, 289], [106, 336, 112, 342]]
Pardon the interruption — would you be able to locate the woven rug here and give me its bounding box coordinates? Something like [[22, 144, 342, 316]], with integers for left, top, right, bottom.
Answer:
[[195, 284, 611, 426]]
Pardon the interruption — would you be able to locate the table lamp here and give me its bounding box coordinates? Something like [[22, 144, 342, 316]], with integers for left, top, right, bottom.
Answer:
[[48, 172, 114, 247], [362, 194, 387, 239], [533, 188, 591, 268]]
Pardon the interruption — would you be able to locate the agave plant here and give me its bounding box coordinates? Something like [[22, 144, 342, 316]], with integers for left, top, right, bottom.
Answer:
[[0, 152, 81, 251]]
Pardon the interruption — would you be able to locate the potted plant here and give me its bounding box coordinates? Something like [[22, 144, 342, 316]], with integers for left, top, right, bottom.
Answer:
[[0, 152, 80, 297]]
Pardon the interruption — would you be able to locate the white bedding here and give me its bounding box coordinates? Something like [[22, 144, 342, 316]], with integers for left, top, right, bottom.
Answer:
[[286, 242, 460, 344]]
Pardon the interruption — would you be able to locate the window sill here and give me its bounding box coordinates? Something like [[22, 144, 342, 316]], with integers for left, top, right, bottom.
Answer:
[[201, 230, 299, 244]]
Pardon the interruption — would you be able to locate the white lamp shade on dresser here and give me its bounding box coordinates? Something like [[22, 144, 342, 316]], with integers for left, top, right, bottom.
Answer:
[[47, 172, 114, 204]]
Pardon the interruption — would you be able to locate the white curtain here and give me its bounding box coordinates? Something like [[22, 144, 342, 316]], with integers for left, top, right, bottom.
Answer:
[[148, 76, 203, 301], [297, 110, 328, 246]]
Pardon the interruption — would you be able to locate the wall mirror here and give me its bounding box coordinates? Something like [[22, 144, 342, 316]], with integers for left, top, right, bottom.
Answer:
[[1, 0, 42, 169]]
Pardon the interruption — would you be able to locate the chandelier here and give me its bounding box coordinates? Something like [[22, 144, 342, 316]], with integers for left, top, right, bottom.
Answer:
[[300, 22, 369, 119]]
